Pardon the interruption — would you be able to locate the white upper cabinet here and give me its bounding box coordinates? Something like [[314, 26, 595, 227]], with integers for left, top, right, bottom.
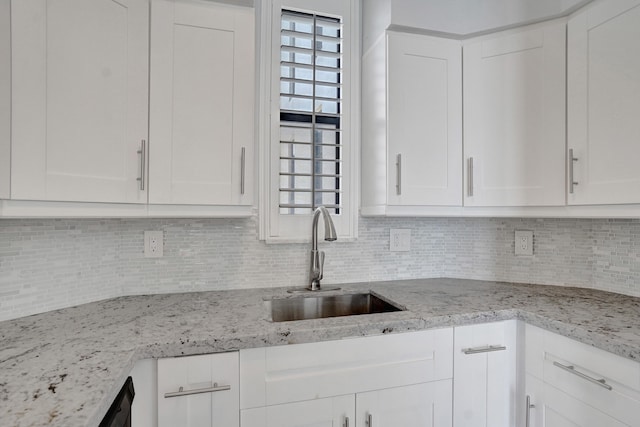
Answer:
[[567, 0, 640, 205], [387, 33, 463, 207], [463, 20, 567, 207], [11, 0, 149, 204], [361, 31, 462, 213], [0, 0, 9, 200], [149, 0, 254, 206]]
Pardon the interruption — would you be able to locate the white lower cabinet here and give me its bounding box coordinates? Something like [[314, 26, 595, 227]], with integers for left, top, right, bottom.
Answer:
[[157, 352, 240, 427], [452, 320, 518, 427], [240, 328, 454, 427], [539, 382, 627, 427], [524, 324, 640, 427], [130, 359, 158, 427], [356, 380, 453, 427], [129, 322, 640, 427], [241, 381, 453, 427], [524, 373, 544, 427], [241, 395, 354, 427]]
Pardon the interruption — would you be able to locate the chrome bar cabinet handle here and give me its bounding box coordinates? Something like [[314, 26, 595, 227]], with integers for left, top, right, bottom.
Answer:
[[462, 345, 506, 355], [395, 154, 402, 195], [137, 140, 146, 191], [344, 416, 349, 427], [553, 361, 612, 391], [164, 382, 231, 398], [525, 394, 535, 427], [569, 148, 578, 194], [240, 146, 246, 195], [467, 157, 474, 197], [367, 413, 373, 427]]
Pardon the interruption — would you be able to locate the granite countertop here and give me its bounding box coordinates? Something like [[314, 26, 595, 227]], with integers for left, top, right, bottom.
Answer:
[[1, 278, 640, 426]]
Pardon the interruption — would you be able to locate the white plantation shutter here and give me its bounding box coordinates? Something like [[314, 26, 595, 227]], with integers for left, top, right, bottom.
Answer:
[[279, 10, 342, 215]]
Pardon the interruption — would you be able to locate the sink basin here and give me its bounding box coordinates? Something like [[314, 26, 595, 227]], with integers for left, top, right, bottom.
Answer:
[[266, 292, 403, 322]]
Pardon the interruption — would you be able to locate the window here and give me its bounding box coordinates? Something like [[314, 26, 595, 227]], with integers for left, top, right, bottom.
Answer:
[[279, 10, 342, 215], [259, 0, 359, 242]]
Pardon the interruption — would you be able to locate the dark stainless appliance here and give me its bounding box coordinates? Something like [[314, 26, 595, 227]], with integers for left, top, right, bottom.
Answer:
[[99, 376, 135, 427]]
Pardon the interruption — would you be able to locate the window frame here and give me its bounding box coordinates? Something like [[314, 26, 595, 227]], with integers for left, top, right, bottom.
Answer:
[[279, 9, 343, 216], [257, 0, 360, 243]]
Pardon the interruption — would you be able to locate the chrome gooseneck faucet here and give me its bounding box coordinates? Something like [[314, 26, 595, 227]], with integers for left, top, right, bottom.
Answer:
[[308, 206, 337, 291]]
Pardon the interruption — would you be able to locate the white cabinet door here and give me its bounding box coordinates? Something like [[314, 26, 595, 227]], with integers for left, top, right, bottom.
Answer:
[[361, 31, 462, 213], [356, 380, 453, 427], [130, 359, 158, 427], [387, 32, 462, 206], [567, 0, 640, 205], [11, 0, 149, 203], [453, 320, 517, 427], [242, 395, 354, 427], [157, 352, 239, 427], [463, 20, 566, 207], [149, 0, 254, 206], [524, 374, 544, 427], [0, 0, 9, 200]]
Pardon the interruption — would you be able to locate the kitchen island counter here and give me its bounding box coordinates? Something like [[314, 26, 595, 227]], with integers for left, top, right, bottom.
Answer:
[[1, 278, 639, 426]]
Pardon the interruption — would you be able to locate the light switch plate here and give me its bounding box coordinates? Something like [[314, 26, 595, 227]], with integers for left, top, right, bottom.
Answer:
[[515, 230, 533, 256], [390, 229, 411, 252]]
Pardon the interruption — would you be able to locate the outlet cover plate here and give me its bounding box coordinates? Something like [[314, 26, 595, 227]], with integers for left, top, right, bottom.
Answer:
[[390, 229, 411, 252], [144, 230, 164, 258], [514, 230, 533, 256]]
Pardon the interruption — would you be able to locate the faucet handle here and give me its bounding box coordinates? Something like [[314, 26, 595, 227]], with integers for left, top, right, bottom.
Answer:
[[318, 251, 325, 281]]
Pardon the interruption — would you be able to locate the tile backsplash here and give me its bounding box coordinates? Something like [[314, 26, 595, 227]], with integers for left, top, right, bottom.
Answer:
[[1, 216, 638, 321]]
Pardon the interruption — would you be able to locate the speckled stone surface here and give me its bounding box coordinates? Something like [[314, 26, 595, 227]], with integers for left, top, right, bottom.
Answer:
[[1, 278, 639, 426]]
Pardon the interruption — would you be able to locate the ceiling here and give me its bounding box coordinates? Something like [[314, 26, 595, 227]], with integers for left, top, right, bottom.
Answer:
[[389, 0, 594, 36]]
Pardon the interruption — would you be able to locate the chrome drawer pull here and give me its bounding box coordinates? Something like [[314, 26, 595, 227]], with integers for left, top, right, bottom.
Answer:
[[553, 361, 613, 391], [367, 413, 373, 427], [137, 140, 146, 191], [164, 382, 231, 398], [240, 146, 246, 195], [344, 416, 349, 427], [462, 345, 507, 355], [467, 157, 474, 197], [395, 154, 402, 195], [569, 148, 579, 194]]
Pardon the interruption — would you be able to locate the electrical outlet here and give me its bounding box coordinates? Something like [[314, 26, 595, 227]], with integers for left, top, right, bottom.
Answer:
[[514, 230, 533, 256], [390, 229, 411, 252], [144, 231, 164, 258]]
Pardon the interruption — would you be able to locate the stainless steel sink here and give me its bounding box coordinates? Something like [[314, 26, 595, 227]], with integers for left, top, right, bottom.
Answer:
[[266, 292, 403, 322]]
